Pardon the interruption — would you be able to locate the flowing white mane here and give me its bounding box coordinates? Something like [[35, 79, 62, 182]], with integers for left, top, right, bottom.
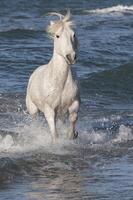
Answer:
[[46, 11, 75, 37]]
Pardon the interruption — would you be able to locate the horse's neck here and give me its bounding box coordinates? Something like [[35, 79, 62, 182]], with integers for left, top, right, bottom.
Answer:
[[50, 52, 72, 82], [51, 51, 68, 70]]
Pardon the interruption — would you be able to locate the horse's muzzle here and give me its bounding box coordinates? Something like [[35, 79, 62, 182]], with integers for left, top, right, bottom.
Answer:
[[66, 53, 76, 65]]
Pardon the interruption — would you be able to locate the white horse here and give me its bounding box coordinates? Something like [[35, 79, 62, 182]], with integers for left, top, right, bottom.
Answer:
[[26, 11, 80, 142]]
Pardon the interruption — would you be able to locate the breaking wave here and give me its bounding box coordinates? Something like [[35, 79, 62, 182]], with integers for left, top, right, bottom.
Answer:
[[85, 5, 133, 15]]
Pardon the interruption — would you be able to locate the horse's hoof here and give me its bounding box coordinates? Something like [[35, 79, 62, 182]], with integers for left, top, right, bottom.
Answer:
[[51, 135, 59, 143], [73, 130, 78, 139], [68, 130, 78, 140]]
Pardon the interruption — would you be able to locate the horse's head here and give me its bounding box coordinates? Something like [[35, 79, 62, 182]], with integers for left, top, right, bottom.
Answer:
[[47, 11, 78, 65]]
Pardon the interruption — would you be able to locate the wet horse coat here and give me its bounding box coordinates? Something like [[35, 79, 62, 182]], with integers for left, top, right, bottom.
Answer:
[[26, 12, 80, 142]]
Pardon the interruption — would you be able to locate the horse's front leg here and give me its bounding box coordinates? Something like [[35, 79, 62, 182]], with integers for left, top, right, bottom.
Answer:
[[44, 104, 58, 143], [68, 100, 79, 139]]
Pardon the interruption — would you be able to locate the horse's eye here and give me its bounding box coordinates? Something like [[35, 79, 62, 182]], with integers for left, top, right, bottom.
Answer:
[[73, 34, 75, 38], [56, 35, 60, 38]]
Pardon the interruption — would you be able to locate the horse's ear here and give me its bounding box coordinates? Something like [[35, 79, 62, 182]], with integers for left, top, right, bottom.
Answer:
[[50, 21, 54, 26]]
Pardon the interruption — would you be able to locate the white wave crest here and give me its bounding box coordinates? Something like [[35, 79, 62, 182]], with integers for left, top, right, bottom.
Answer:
[[113, 125, 133, 143], [85, 5, 133, 14]]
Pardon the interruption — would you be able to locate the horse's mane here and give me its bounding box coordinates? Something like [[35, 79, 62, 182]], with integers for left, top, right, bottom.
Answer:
[[46, 11, 75, 37]]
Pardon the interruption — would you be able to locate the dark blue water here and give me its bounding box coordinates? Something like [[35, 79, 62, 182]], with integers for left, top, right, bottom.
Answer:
[[0, 0, 133, 199]]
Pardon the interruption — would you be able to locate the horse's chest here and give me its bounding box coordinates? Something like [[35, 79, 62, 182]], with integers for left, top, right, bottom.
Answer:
[[43, 69, 78, 112]]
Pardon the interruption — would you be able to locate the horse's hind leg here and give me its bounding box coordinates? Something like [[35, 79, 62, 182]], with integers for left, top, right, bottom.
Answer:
[[26, 95, 38, 116], [68, 100, 79, 139], [44, 104, 58, 143]]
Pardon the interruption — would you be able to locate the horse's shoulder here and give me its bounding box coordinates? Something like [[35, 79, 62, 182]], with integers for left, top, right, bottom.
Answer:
[[28, 64, 47, 85], [34, 64, 47, 74]]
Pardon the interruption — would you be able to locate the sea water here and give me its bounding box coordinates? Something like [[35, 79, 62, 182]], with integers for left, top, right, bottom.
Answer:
[[0, 0, 133, 199]]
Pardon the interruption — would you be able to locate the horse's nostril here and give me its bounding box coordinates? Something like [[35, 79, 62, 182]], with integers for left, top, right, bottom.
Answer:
[[66, 53, 76, 64], [66, 54, 71, 61]]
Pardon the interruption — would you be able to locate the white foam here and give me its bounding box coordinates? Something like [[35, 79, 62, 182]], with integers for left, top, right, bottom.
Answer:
[[0, 135, 14, 151], [0, 118, 73, 155], [85, 5, 133, 14], [0, 111, 132, 157], [113, 125, 133, 142]]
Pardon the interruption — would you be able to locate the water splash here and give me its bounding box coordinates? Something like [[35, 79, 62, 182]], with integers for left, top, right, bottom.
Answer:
[[0, 111, 133, 158], [113, 125, 133, 142], [0, 116, 76, 156]]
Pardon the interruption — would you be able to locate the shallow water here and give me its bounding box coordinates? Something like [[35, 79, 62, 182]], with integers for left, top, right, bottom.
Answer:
[[0, 0, 133, 199]]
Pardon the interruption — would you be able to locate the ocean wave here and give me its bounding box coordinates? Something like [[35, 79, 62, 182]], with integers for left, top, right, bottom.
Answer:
[[0, 28, 40, 38], [85, 5, 133, 14], [82, 62, 133, 99], [0, 123, 133, 180], [0, 28, 35, 33]]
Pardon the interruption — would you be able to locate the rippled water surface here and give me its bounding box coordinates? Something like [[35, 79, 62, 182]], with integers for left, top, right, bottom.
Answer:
[[0, 0, 133, 199]]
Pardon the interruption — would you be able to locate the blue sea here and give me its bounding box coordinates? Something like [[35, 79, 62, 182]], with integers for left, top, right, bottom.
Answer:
[[0, 0, 133, 199]]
